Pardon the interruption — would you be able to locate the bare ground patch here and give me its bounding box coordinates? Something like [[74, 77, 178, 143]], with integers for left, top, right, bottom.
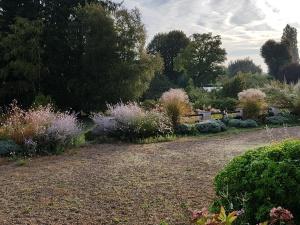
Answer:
[[0, 127, 299, 225]]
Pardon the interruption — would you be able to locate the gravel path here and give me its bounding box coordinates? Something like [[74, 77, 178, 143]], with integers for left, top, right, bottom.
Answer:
[[0, 127, 299, 225]]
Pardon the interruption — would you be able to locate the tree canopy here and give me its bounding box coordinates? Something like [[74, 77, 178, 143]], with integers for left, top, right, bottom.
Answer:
[[281, 24, 299, 63], [147, 30, 189, 81], [228, 58, 262, 77], [261, 24, 300, 82], [0, 1, 162, 110], [261, 40, 291, 79], [175, 33, 227, 86]]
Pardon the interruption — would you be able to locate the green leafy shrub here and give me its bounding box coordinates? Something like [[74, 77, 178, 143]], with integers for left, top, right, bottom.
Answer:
[[266, 116, 290, 125], [175, 124, 198, 135], [263, 81, 294, 109], [227, 119, 258, 128], [214, 140, 300, 224], [195, 120, 226, 133], [32, 93, 54, 107], [221, 73, 270, 98], [211, 98, 238, 111], [0, 140, 21, 156], [141, 99, 157, 110]]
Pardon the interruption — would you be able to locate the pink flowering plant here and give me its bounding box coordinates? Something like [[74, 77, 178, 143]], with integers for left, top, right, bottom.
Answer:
[[0, 102, 82, 155], [191, 207, 239, 225], [259, 207, 294, 225], [191, 206, 294, 225]]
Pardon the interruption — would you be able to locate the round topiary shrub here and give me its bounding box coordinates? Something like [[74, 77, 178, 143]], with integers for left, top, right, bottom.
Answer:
[[0, 140, 21, 156], [266, 115, 289, 125], [195, 120, 226, 133], [175, 124, 192, 135], [214, 140, 300, 224], [228, 119, 258, 128]]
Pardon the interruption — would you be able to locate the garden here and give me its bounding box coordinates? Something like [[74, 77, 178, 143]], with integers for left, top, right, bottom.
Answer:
[[1, 0, 300, 224]]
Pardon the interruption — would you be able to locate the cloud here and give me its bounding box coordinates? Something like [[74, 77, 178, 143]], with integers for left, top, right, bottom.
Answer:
[[229, 0, 265, 26], [245, 23, 274, 31], [122, 0, 300, 71]]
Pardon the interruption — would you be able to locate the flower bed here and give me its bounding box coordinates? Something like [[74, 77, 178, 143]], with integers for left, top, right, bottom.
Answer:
[[0, 103, 82, 156]]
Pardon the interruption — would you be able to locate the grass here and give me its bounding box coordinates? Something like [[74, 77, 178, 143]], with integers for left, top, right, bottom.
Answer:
[[1, 126, 300, 224]]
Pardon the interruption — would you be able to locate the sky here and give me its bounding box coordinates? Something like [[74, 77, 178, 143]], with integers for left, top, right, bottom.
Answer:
[[123, 0, 300, 72]]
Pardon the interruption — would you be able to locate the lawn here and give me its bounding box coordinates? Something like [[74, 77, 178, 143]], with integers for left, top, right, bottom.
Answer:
[[0, 126, 299, 225]]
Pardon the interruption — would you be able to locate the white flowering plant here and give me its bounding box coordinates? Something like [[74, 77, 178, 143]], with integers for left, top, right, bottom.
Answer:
[[238, 89, 267, 119], [91, 102, 173, 140], [160, 89, 191, 127]]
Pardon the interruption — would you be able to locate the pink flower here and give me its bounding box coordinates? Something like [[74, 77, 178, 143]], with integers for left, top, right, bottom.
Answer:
[[192, 208, 208, 221], [270, 207, 293, 223]]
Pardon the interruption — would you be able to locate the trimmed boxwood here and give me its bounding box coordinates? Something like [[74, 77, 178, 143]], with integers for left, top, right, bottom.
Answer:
[[175, 124, 197, 135], [266, 115, 290, 125], [214, 140, 300, 224], [227, 119, 258, 128], [0, 140, 21, 156], [195, 120, 226, 133]]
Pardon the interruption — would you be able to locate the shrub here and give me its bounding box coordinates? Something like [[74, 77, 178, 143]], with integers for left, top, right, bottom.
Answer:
[[211, 98, 238, 111], [227, 119, 258, 128], [32, 93, 54, 107], [141, 99, 157, 110], [0, 140, 21, 156], [35, 112, 82, 154], [160, 89, 191, 127], [135, 111, 173, 139], [192, 207, 239, 225], [214, 140, 300, 224], [175, 124, 198, 135], [266, 116, 290, 125], [91, 102, 173, 140], [0, 103, 82, 155], [238, 89, 267, 119], [292, 82, 300, 115], [228, 58, 262, 77], [221, 73, 269, 98], [191, 206, 294, 225], [1, 103, 55, 144], [263, 81, 294, 109], [195, 120, 226, 133]]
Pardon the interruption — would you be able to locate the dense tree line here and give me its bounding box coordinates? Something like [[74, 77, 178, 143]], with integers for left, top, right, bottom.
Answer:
[[228, 58, 262, 77], [0, 0, 162, 110], [146, 31, 227, 98]]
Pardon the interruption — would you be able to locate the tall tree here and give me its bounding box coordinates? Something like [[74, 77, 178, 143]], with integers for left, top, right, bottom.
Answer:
[[66, 4, 162, 111], [281, 24, 299, 63], [228, 58, 262, 77], [175, 33, 226, 86], [147, 30, 189, 80], [0, 0, 41, 32], [261, 40, 291, 79], [0, 17, 44, 106]]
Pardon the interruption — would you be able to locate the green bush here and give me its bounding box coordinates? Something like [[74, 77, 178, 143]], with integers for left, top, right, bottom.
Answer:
[[195, 120, 226, 133], [175, 124, 198, 135], [266, 115, 290, 125], [221, 73, 270, 98], [211, 98, 237, 111], [0, 140, 21, 156], [214, 140, 300, 224], [227, 119, 258, 128]]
